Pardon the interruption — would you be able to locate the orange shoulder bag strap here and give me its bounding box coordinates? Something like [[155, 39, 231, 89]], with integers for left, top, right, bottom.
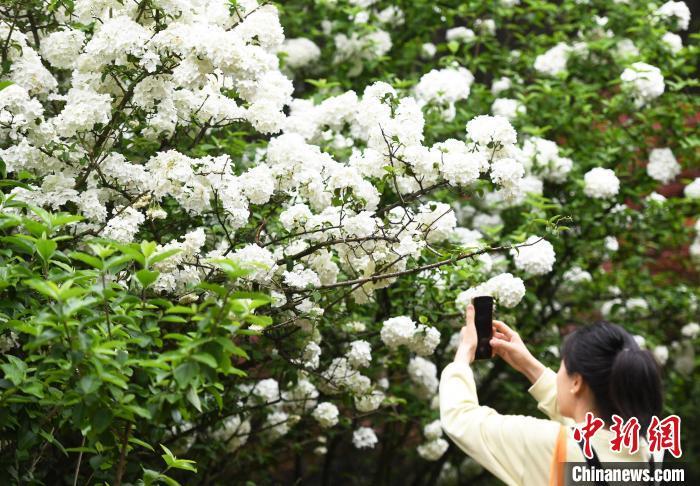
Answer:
[[549, 424, 568, 486]]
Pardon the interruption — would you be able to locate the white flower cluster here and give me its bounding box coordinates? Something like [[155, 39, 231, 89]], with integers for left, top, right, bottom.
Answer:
[[380, 316, 441, 356], [533, 42, 586, 76], [407, 356, 439, 398], [620, 62, 665, 107], [647, 148, 681, 184], [583, 168, 620, 199], [312, 402, 340, 428], [278, 38, 322, 69], [414, 66, 474, 121], [684, 178, 700, 199], [491, 98, 526, 121], [690, 219, 700, 262], [352, 427, 378, 449], [661, 32, 683, 54], [346, 340, 373, 368], [417, 419, 449, 461], [653, 1, 691, 31], [456, 272, 527, 309], [511, 236, 556, 276]]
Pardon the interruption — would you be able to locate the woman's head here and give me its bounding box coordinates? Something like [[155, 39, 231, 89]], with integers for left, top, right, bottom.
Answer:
[[556, 321, 663, 434]]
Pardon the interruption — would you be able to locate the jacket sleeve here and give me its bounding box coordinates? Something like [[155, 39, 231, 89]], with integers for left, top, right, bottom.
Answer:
[[526, 366, 577, 426], [439, 361, 561, 486]]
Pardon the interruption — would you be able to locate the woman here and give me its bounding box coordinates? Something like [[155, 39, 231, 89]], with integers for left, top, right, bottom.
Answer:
[[439, 303, 664, 486]]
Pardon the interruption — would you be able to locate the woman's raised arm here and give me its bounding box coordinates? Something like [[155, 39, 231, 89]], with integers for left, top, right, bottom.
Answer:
[[439, 360, 560, 486]]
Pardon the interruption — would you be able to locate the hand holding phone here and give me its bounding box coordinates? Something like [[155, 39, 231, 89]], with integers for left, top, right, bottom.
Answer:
[[473, 296, 494, 359]]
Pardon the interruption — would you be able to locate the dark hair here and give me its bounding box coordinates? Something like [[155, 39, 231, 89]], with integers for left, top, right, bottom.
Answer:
[[560, 321, 663, 435]]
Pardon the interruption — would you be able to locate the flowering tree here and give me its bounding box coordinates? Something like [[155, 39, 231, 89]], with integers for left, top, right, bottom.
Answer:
[[0, 0, 698, 484]]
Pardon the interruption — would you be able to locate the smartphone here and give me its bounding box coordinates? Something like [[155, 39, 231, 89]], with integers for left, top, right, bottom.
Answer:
[[473, 296, 494, 359]]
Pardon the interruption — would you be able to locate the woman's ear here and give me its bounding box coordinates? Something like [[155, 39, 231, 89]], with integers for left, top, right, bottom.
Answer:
[[570, 372, 584, 395]]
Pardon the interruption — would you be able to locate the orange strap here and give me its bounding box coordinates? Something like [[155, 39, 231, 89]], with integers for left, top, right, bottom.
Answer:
[[549, 424, 568, 486]]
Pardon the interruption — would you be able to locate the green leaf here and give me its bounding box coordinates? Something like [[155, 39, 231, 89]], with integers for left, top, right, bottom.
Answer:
[[186, 386, 202, 412], [78, 375, 101, 395], [35, 237, 57, 263], [1, 355, 28, 385], [149, 248, 182, 266], [160, 444, 198, 473], [136, 269, 160, 288], [129, 437, 155, 452], [70, 251, 103, 269], [173, 362, 199, 388], [191, 352, 218, 369], [91, 407, 113, 434]]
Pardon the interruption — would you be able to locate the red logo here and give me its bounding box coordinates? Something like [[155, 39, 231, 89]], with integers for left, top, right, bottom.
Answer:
[[573, 411, 605, 459], [647, 415, 682, 458], [609, 414, 640, 454]]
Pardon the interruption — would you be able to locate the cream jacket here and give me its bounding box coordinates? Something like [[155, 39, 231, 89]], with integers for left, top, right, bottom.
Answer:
[[439, 361, 663, 486]]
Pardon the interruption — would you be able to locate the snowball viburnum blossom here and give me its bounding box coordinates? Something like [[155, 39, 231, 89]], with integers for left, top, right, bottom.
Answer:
[[352, 427, 378, 449], [583, 168, 620, 199], [620, 62, 665, 106], [647, 148, 681, 184], [511, 236, 556, 276], [312, 402, 340, 428], [684, 178, 700, 199], [466, 115, 517, 148]]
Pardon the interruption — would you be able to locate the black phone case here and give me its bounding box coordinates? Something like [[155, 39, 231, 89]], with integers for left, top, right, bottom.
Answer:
[[473, 296, 494, 359]]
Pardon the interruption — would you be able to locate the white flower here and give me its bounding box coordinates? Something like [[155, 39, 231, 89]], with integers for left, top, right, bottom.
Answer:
[[563, 267, 592, 283], [415, 66, 474, 106], [620, 62, 665, 106], [408, 356, 439, 397], [653, 345, 669, 366], [346, 340, 372, 368], [352, 427, 378, 449], [415, 202, 457, 243], [230, 244, 278, 284], [491, 77, 512, 95], [40, 29, 86, 69], [491, 98, 526, 120], [380, 316, 417, 349], [279, 38, 321, 69], [654, 1, 691, 30], [354, 389, 385, 412], [488, 273, 526, 307], [209, 415, 251, 453], [681, 322, 700, 339], [466, 115, 517, 148], [633, 335, 647, 349], [647, 148, 680, 184], [661, 32, 683, 54], [417, 438, 449, 461], [283, 267, 322, 289], [511, 236, 556, 276], [604, 236, 619, 252], [534, 43, 571, 76], [446, 27, 475, 43], [301, 342, 322, 370], [583, 168, 620, 199], [409, 325, 442, 356], [615, 39, 639, 59], [684, 178, 700, 199], [626, 297, 648, 311], [457, 273, 527, 309], [312, 402, 340, 428], [424, 420, 444, 441], [421, 42, 437, 59]]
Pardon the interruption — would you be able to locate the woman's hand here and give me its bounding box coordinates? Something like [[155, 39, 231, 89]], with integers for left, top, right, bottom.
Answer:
[[489, 320, 545, 384], [453, 304, 478, 364]]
